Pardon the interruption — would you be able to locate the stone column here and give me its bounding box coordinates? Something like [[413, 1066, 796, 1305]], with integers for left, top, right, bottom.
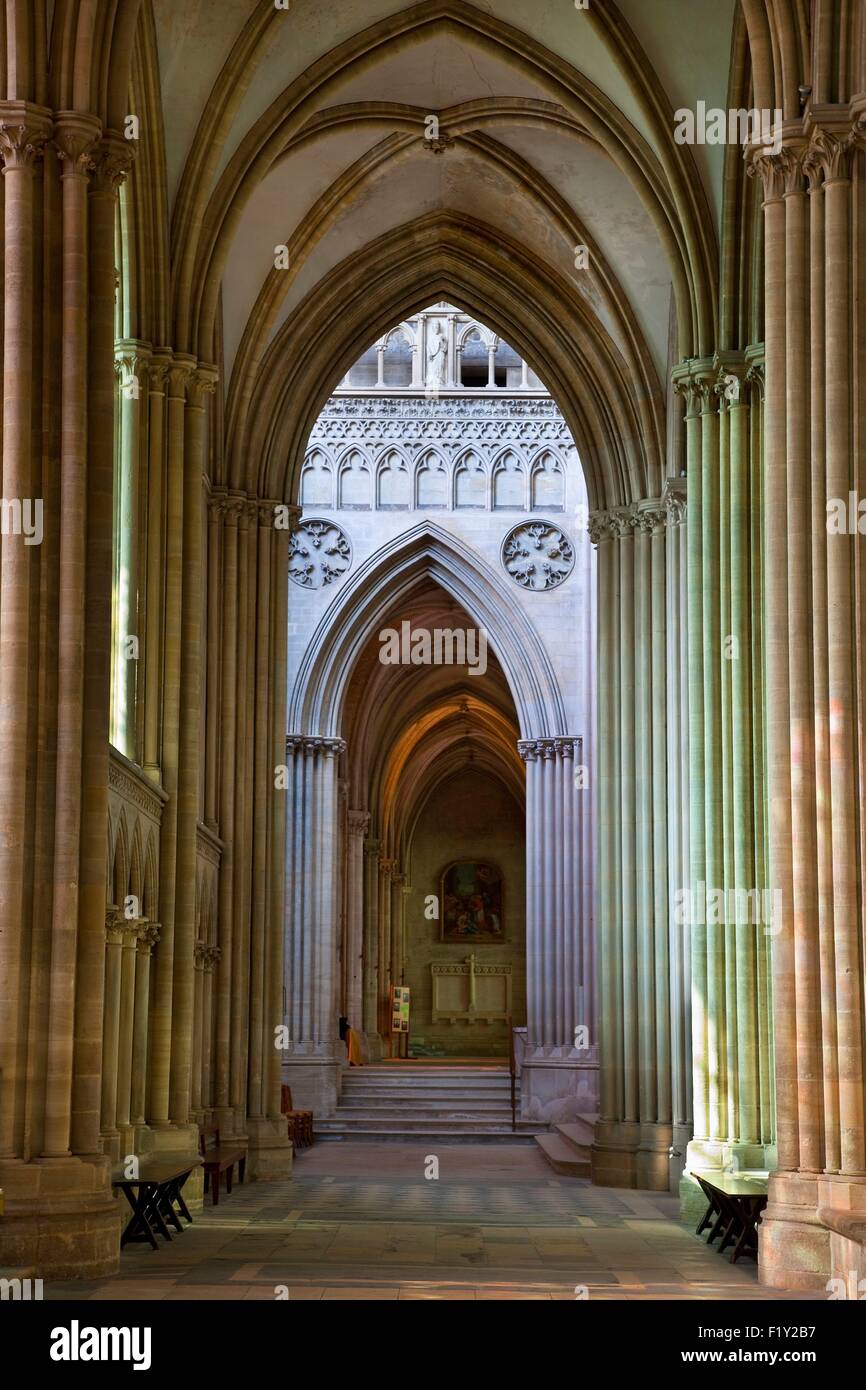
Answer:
[[378, 858, 394, 1044], [41, 113, 100, 1163], [283, 735, 346, 1112], [390, 871, 406, 1041], [346, 812, 370, 1032], [747, 120, 866, 1288], [589, 501, 674, 1188], [170, 367, 217, 1128], [149, 357, 193, 1129], [664, 479, 692, 1189], [0, 104, 52, 1161], [671, 356, 775, 1212], [363, 836, 383, 1058], [131, 925, 160, 1127], [99, 910, 125, 1155], [112, 339, 151, 758], [191, 940, 205, 1120], [200, 946, 219, 1113], [143, 355, 171, 779], [213, 494, 244, 1126], [116, 918, 141, 1154], [518, 736, 595, 1122], [73, 133, 134, 1163]]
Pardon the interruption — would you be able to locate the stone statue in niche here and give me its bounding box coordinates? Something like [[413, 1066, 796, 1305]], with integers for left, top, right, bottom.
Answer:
[[425, 319, 448, 388], [440, 860, 503, 943]]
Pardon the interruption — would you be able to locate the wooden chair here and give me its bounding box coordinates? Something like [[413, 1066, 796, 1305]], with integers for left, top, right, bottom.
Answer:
[[281, 1084, 314, 1148], [198, 1124, 246, 1205]]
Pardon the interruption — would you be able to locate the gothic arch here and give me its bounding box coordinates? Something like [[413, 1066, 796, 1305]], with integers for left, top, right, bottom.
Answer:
[[289, 522, 567, 741]]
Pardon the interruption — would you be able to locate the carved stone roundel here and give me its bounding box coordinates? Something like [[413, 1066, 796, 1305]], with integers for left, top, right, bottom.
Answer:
[[501, 520, 575, 591], [288, 518, 352, 589]]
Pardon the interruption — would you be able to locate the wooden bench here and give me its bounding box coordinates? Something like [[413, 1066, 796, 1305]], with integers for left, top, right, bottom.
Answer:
[[693, 1170, 768, 1263], [199, 1124, 246, 1205], [112, 1158, 201, 1251]]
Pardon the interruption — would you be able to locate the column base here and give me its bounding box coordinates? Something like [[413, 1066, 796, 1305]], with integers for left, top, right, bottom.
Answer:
[[591, 1119, 673, 1190], [759, 1171, 866, 1292], [364, 1030, 385, 1063], [520, 1049, 598, 1123], [0, 1154, 119, 1279], [679, 1137, 776, 1223], [282, 1055, 342, 1115], [245, 1116, 294, 1180]]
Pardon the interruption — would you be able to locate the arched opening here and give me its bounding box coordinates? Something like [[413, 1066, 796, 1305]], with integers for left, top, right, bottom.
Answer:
[[283, 304, 597, 1124]]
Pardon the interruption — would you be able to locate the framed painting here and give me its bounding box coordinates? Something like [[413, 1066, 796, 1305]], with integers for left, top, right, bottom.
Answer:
[[439, 860, 504, 943]]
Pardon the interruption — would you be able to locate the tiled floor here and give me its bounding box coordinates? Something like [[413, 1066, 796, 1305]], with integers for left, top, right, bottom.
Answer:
[[48, 1143, 821, 1301]]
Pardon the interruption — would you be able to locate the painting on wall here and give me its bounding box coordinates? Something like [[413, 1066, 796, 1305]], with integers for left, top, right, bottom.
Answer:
[[440, 861, 504, 943]]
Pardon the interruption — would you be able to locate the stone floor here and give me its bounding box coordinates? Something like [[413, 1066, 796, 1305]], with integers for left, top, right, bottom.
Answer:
[[48, 1142, 822, 1301]]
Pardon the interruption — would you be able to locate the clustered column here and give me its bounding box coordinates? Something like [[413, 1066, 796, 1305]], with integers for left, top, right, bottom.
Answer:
[[672, 354, 774, 1215], [748, 116, 866, 1289], [284, 735, 346, 1112], [517, 736, 594, 1122], [589, 500, 674, 1189]]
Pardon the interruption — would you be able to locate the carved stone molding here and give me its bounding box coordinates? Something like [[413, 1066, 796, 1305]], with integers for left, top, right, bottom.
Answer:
[[108, 747, 167, 825], [348, 810, 371, 837], [286, 734, 347, 759], [518, 736, 582, 762], [364, 837, 382, 858], [288, 518, 352, 589], [136, 922, 161, 956], [196, 821, 224, 868], [501, 520, 575, 591], [194, 941, 221, 971], [187, 364, 219, 409], [90, 131, 136, 194], [0, 103, 52, 170], [54, 111, 101, 178]]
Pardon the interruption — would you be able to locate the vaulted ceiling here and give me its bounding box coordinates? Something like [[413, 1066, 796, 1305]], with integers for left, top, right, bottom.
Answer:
[[130, 0, 743, 507]]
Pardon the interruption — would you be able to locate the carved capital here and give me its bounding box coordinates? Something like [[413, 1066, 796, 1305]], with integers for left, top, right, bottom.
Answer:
[[147, 354, 172, 393], [364, 837, 382, 857], [136, 922, 161, 955], [662, 478, 688, 527], [167, 357, 195, 401], [90, 131, 136, 194], [587, 510, 614, 546], [633, 500, 667, 535], [194, 940, 221, 970], [0, 103, 52, 171], [187, 364, 219, 410], [53, 111, 101, 178], [348, 810, 371, 837], [804, 128, 855, 185]]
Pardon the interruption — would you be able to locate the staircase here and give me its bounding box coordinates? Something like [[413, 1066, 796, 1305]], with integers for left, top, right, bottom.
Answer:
[[314, 1064, 547, 1142], [534, 1113, 597, 1177]]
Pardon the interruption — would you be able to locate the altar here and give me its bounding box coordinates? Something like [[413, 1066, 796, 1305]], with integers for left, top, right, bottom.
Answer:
[[431, 953, 512, 1024]]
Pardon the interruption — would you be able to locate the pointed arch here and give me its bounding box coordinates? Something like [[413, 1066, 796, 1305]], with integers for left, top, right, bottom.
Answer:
[[289, 522, 567, 740]]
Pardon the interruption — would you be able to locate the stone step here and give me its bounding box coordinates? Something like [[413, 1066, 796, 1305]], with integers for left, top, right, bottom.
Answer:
[[341, 1072, 512, 1087], [339, 1085, 517, 1098], [315, 1112, 539, 1134], [338, 1098, 518, 1111], [312, 1128, 541, 1145], [554, 1116, 597, 1148], [534, 1131, 591, 1177]]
